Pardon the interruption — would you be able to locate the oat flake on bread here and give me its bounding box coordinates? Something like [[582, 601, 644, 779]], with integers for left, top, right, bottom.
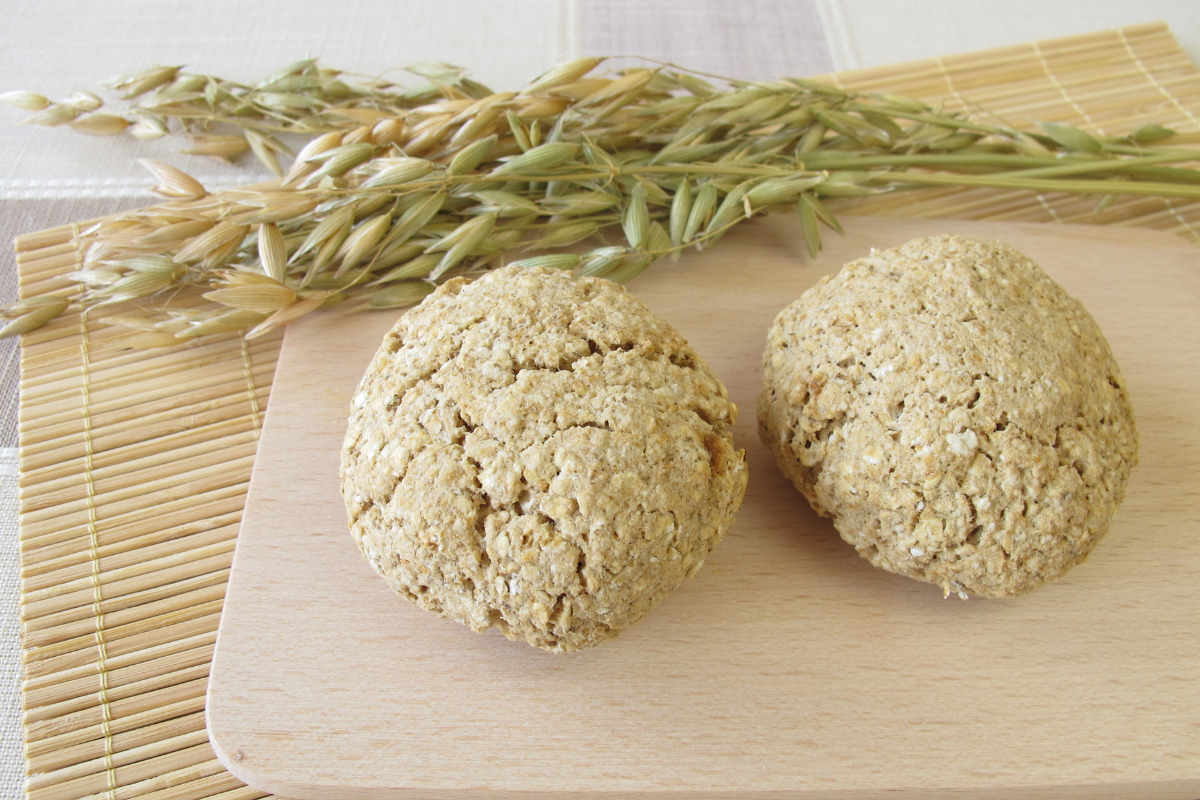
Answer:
[[341, 265, 748, 651], [758, 235, 1138, 598]]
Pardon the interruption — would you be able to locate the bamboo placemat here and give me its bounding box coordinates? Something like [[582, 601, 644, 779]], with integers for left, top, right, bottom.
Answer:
[[14, 21, 1200, 800]]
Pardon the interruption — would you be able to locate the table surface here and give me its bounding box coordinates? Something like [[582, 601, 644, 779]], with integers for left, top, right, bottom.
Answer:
[[6, 3, 1200, 799]]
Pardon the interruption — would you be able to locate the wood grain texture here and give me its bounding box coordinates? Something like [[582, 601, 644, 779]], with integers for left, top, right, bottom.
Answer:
[[210, 215, 1199, 799]]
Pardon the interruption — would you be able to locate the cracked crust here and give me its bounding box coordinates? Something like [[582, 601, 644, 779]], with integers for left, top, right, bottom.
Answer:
[[341, 265, 748, 651], [758, 236, 1138, 597]]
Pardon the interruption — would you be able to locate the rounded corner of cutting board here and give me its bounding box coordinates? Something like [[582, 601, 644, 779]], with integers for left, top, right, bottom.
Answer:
[[202, 712, 272, 796]]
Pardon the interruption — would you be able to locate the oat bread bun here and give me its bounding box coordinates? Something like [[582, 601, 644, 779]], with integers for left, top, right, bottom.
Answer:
[[758, 235, 1137, 598], [341, 265, 748, 651]]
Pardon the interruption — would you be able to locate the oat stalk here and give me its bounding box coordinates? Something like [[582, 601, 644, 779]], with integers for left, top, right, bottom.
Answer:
[[3, 57, 1198, 343]]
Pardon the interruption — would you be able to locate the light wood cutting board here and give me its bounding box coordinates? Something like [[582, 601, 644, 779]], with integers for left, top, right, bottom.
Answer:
[[207, 216, 1200, 800]]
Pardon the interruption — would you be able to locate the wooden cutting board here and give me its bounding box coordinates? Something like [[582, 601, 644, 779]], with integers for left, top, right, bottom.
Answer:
[[206, 215, 1200, 800]]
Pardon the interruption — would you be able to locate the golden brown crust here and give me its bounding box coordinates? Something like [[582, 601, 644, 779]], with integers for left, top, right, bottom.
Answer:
[[758, 235, 1137, 597], [341, 265, 748, 650]]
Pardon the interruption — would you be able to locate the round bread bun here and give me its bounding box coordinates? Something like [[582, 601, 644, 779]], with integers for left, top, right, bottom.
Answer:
[[341, 265, 748, 651], [758, 235, 1137, 598]]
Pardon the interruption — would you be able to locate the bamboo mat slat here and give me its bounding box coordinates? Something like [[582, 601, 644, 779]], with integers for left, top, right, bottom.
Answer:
[[13, 21, 1200, 800]]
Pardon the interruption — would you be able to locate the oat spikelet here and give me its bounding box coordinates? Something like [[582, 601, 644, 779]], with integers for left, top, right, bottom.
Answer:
[[258, 223, 288, 283], [0, 91, 51, 111], [138, 159, 207, 199], [5, 55, 1200, 346]]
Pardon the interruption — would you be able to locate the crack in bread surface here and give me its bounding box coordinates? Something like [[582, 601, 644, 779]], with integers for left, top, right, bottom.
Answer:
[[342, 266, 747, 651], [758, 235, 1137, 598]]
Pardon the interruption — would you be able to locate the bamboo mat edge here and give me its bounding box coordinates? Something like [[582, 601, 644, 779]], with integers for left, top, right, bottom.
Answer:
[[14, 21, 1200, 800]]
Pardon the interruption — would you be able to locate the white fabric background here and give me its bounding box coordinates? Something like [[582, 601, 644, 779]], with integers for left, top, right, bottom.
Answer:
[[2, 2, 1198, 797]]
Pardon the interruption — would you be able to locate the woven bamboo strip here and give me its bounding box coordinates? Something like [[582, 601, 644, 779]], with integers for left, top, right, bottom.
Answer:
[[19, 477, 252, 559], [12, 318, 91, 358], [26, 697, 206, 759], [28, 743, 216, 800], [24, 606, 221, 669], [24, 616, 220, 683], [25, 680, 208, 743], [29, 405, 263, 473], [25, 593, 224, 653], [21, 356, 273, 425], [27, 707, 208, 775], [74, 758, 230, 800], [17, 251, 85, 279], [17, 275, 117, 304], [13, 22, 1199, 800], [825, 24, 1153, 88], [25, 421, 258, 489], [178, 785, 267, 800], [21, 359, 273, 439], [19, 457, 255, 533], [21, 499, 242, 572], [24, 670, 210, 738], [24, 563, 231, 633], [27, 734, 208, 796], [19, 355, 268, 422], [28, 713, 207, 776], [21, 333, 277, 408], [21, 508, 243, 581], [23, 575, 227, 645], [933, 73, 1151, 110], [24, 633, 214, 697], [25, 541, 234, 609], [20, 396, 265, 471], [17, 241, 78, 264], [20, 400, 261, 476], [207, 789, 268, 800], [22, 431, 257, 509], [108, 774, 261, 800], [21, 445, 258, 518], [20, 333, 276, 396], [27, 731, 211, 797], [18, 275, 81, 302], [980, 86, 1196, 128], [23, 517, 241, 590], [22, 431, 254, 491], [20, 372, 270, 457], [15, 221, 91, 252], [855, 43, 1197, 113], [25, 663, 209, 725], [837, 29, 1180, 96], [25, 640, 215, 708]]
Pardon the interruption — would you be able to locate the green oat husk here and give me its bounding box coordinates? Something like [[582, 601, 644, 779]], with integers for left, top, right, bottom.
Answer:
[[3, 56, 1199, 343]]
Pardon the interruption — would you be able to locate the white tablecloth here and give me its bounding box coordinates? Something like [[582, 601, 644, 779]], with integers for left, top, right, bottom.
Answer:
[[3, 1, 1198, 796]]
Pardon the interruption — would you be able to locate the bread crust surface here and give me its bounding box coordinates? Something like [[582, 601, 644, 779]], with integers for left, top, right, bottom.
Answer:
[[758, 235, 1137, 597], [342, 265, 747, 650]]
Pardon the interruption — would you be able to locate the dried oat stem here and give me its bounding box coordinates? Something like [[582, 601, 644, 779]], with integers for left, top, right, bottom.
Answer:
[[4, 57, 1198, 343]]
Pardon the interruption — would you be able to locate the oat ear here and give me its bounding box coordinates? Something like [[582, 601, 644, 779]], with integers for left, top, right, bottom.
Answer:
[[138, 159, 207, 199]]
